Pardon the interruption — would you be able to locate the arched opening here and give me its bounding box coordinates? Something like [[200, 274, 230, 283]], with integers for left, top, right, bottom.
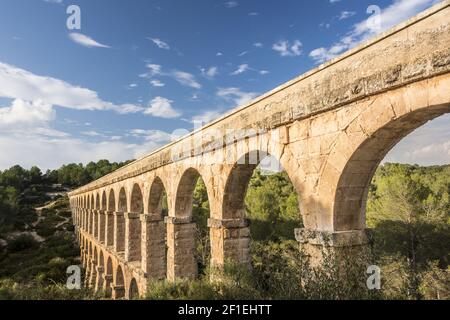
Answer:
[[333, 106, 450, 231], [128, 278, 139, 300], [114, 266, 125, 299], [108, 189, 116, 212], [94, 193, 100, 238], [95, 193, 100, 210], [97, 250, 105, 290], [101, 191, 107, 210], [115, 188, 127, 252], [173, 168, 211, 277], [127, 184, 143, 262], [219, 150, 302, 297], [329, 104, 450, 300], [223, 151, 302, 240], [106, 189, 116, 247], [148, 177, 168, 218], [145, 177, 169, 279], [105, 257, 113, 298], [118, 188, 127, 212], [91, 246, 98, 287]]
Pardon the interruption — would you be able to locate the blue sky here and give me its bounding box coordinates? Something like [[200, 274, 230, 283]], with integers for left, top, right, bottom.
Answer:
[[0, 0, 448, 170]]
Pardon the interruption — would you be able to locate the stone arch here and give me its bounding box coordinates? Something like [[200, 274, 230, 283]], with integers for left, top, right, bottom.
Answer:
[[141, 176, 168, 279], [114, 265, 125, 299], [105, 257, 113, 297], [318, 82, 450, 232], [126, 184, 143, 262], [130, 184, 144, 214], [175, 168, 209, 219], [221, 149, 299, 220], [118, 187, 128, 212], [108, 189, 116, 211], [95, 193, 100, 209], [101, 190, 107, 210], [128, 278, 139, 299], [216, 149, 301, 267], [148, 176, 168, 218], [115, 187, 127, 252], [97, 250, 105, 290]]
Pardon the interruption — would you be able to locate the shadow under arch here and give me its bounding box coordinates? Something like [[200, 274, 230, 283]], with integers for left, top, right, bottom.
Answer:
[[127, 183, 143, 262], [329, 105, 450, 232], [128, 278, 139, 300], [107, 189, 116, 212], [115, 187, 127, 252], [222, 150, 301, 222], [114, 265, 125, 299], [148, 176, 168, 218], [105, 257, 113, 297], [142, 176, 169, 280], [171, 168, 213, 278]]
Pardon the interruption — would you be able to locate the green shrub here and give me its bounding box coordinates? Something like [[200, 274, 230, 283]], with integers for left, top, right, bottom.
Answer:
[[7, 234, 38, 253]]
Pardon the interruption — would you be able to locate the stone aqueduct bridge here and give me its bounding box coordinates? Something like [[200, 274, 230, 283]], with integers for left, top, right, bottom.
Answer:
[[69, 2, 450, 299]]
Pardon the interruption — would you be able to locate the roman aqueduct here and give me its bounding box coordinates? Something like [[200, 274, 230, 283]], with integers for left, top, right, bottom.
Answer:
[[69, 2, 450, 299]]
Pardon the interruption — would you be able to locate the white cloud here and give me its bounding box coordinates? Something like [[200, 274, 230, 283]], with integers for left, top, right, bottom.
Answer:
[[216, 52, 223, 56], [142, 64, 202, 89], [69, 33, 110, 48], [44, 0, 63, 4], [272, 40, 302, 57], [0, 99, 55, 126], [129, 129, 174, 143], [81, 130, 103, 137], [0, 61, 142, 114], [384, 114, 450, 165], [249, 12, 259, 16], [150, 80, 165, 87], [339, 11, 356, 20], [0, 134, 162, 171], [148, 38, 170, 50], [310, 0, 437, 63], [231, 64, 250, 75], [253, 42, 263, 48], [217, 87, 259, 106], [128, 83, 138, 88], [201, 66, 219, 78], [191, 110, 223, 125], [259, 70, 270, 75], [172, 71, 202, 89], [144, 97, 181, 118], [224, 1, 239, 8]]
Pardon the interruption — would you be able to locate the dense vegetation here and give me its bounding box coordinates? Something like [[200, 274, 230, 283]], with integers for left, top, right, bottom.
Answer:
[[0, 161, 448, 300], [150, 163, 449, 300], [0, 160, 130, 300]]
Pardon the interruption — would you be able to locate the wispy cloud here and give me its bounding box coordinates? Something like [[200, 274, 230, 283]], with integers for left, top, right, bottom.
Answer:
[[201, 66, 219, 78], [310, 0, 437, 63], [150, 80, 165, 87], [231, 64, 250, 75], [0, 61, 141, 114], [148, 37, 170, 50], [142, 64, 202, 89], [69, 33, 110, 48], [272, 40, 302, 57], [224, 1, 239, 8], [339, 11, 356, 20], [144, 97, 181, 118], [190, 110, 223, 125], [217, 87, 259, 106]]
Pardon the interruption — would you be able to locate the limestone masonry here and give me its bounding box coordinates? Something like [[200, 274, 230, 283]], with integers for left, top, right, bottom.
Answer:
[[68, 2, 450, 299]]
